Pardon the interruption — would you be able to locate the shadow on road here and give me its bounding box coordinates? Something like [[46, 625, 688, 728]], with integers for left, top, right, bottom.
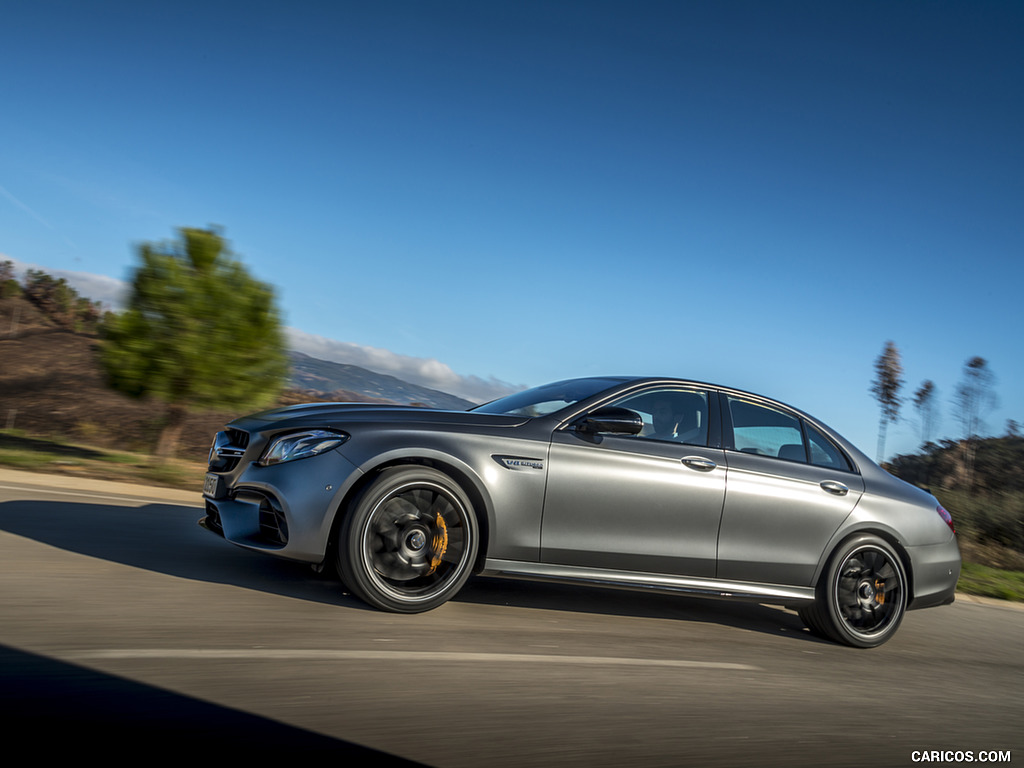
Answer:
[[457, 576, 816, 642], [0, 643, 423, 763], [0, 497, 372, 606], [0, 497, 820, 643]]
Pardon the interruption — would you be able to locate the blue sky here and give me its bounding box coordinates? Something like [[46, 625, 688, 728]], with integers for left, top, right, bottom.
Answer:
[[2, 0, 1022, 459]]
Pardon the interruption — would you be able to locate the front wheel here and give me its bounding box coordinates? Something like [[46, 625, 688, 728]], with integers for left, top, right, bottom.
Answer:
[[337, 467, 479, 613], [800, 535, 908, 648]]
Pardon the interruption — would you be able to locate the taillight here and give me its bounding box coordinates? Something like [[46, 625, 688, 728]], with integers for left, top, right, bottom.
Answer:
[[936, 505, 956, 533]]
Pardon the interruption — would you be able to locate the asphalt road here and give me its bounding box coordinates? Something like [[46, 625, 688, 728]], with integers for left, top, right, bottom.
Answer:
[[1, 469, 1020, 767]]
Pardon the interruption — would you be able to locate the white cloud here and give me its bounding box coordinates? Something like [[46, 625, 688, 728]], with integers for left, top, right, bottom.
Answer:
[[0, 256, 523, 404], [286, 328, 522, 404]]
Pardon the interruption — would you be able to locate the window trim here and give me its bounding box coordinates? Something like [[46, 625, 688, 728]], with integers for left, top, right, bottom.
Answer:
[[803, 419, 855, 473], [719, 392, 858, 474]]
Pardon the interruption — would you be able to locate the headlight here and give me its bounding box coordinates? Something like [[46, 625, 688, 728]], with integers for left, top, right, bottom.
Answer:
[[258, 430, 349, 466]]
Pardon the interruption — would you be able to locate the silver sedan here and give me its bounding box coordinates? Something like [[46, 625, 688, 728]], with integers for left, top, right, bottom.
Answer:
[[201, 376, 960, 648]]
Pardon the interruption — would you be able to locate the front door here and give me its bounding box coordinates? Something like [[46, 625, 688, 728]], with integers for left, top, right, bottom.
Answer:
[[540, 387, 726, 578]]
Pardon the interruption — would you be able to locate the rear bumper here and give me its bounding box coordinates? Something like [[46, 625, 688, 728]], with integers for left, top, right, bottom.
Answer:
[[906, 536, 961, 610]]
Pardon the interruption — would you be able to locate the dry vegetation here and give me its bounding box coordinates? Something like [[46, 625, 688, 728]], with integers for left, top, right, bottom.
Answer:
[[0, 295, 381, 464]]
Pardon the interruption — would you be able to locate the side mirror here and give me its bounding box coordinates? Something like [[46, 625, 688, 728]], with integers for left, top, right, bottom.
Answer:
[[575, 406, 644, 435]]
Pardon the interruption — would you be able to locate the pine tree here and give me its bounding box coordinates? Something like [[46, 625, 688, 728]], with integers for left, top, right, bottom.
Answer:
[[101, 227, 287, 457]]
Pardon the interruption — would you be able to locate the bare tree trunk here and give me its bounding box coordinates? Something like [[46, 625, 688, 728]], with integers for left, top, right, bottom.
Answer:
[[961, 437, 977, 489], [155, 403, 188, 460]]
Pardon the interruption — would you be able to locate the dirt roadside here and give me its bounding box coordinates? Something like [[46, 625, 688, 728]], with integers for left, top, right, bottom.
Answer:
[[0, 466, 203, 505]]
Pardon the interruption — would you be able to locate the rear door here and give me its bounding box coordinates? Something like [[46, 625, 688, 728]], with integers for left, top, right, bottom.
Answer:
[[716, 395, 864, 586]]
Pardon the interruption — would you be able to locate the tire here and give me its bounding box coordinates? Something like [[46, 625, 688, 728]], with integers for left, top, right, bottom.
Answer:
[[801, 535, 908, 648], [337, 467, 479, 613]]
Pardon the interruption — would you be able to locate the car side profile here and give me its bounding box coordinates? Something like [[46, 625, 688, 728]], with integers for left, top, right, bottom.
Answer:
[[201, 376, 960, 647]]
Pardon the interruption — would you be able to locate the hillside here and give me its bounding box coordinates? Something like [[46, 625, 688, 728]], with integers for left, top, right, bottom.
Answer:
[[0, 295, 470, 463], [289, 352, 474, 410]]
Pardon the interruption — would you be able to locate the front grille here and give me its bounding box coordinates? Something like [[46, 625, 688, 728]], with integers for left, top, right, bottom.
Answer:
[[226, 428, 250, 450], [209, 428, 250, 472]]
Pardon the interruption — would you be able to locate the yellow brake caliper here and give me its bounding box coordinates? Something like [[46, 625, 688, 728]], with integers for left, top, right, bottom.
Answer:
[[875, 579, 886, 605], [427, 514, 448, 575]]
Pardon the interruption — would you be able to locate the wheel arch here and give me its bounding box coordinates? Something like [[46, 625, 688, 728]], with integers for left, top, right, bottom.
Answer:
[[801, 527, 913, 647], [813, 525, 915, 603], [325, 454, 494, 575]]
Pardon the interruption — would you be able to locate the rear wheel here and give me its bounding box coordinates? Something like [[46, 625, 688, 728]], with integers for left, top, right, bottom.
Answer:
[[801, 535, 907, 648], [337, 467, 478, 613]]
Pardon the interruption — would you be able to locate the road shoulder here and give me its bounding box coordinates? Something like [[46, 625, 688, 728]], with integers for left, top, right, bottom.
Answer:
[[0, 466, 202, 505]]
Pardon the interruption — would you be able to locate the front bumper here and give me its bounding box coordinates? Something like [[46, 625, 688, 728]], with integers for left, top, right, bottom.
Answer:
[[200, 448, 364, 563]]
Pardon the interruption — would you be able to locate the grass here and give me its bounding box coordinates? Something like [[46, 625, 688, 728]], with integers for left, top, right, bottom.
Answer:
[[958, 562, 1024, 602], [0, 446, 57, 469], [97, 452, 143, 465], [0, 429, 204, 491]]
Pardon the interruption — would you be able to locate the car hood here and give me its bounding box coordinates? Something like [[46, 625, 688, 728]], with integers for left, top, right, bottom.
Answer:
[[228, 402, 530, 432]]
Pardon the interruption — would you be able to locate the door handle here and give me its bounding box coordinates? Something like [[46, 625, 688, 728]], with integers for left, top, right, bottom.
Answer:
[[820, 480, 849, 496], [682, 456, 717, 472]]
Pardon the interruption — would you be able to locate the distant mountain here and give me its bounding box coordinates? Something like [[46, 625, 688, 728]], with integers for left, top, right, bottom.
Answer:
[[288, 352, 475, 410]]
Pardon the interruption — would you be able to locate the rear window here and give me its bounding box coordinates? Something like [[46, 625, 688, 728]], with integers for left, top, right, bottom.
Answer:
[[728, 398, 805, 461]]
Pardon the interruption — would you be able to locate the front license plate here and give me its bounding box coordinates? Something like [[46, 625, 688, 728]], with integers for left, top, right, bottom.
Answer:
[[203, 473, 221, 498]]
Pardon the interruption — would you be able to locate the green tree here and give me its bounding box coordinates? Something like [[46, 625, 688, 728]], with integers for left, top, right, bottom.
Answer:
[[870, 341, 903, 462], [101, 227, 287, 457], [19, 268, 103, 331], [0, 260, 19, 298], [24, 270, 74, 327]]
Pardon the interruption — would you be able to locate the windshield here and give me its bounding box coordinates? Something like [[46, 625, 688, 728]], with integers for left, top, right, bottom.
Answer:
[[472, 378, 624, 418]]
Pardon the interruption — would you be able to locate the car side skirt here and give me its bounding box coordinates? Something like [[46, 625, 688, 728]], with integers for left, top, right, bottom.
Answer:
[[481, 559, 816, 604]]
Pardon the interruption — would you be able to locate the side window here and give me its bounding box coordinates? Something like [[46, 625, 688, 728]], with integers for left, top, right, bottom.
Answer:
[[610, 388, 709, 446], [806, 422, 853, 471], [727, 397, 806, 462]]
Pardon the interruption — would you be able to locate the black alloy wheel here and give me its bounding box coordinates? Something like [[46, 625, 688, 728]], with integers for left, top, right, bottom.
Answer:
[[338, 467, 479, 613], [800, 534, 907, 648]]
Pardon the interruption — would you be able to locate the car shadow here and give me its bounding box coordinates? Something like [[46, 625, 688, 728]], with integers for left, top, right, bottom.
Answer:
[[0, 497, 823, 643], [0, 497, 370, 609], [455, 575, 819, 643], [0, 643, 424, 763]]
